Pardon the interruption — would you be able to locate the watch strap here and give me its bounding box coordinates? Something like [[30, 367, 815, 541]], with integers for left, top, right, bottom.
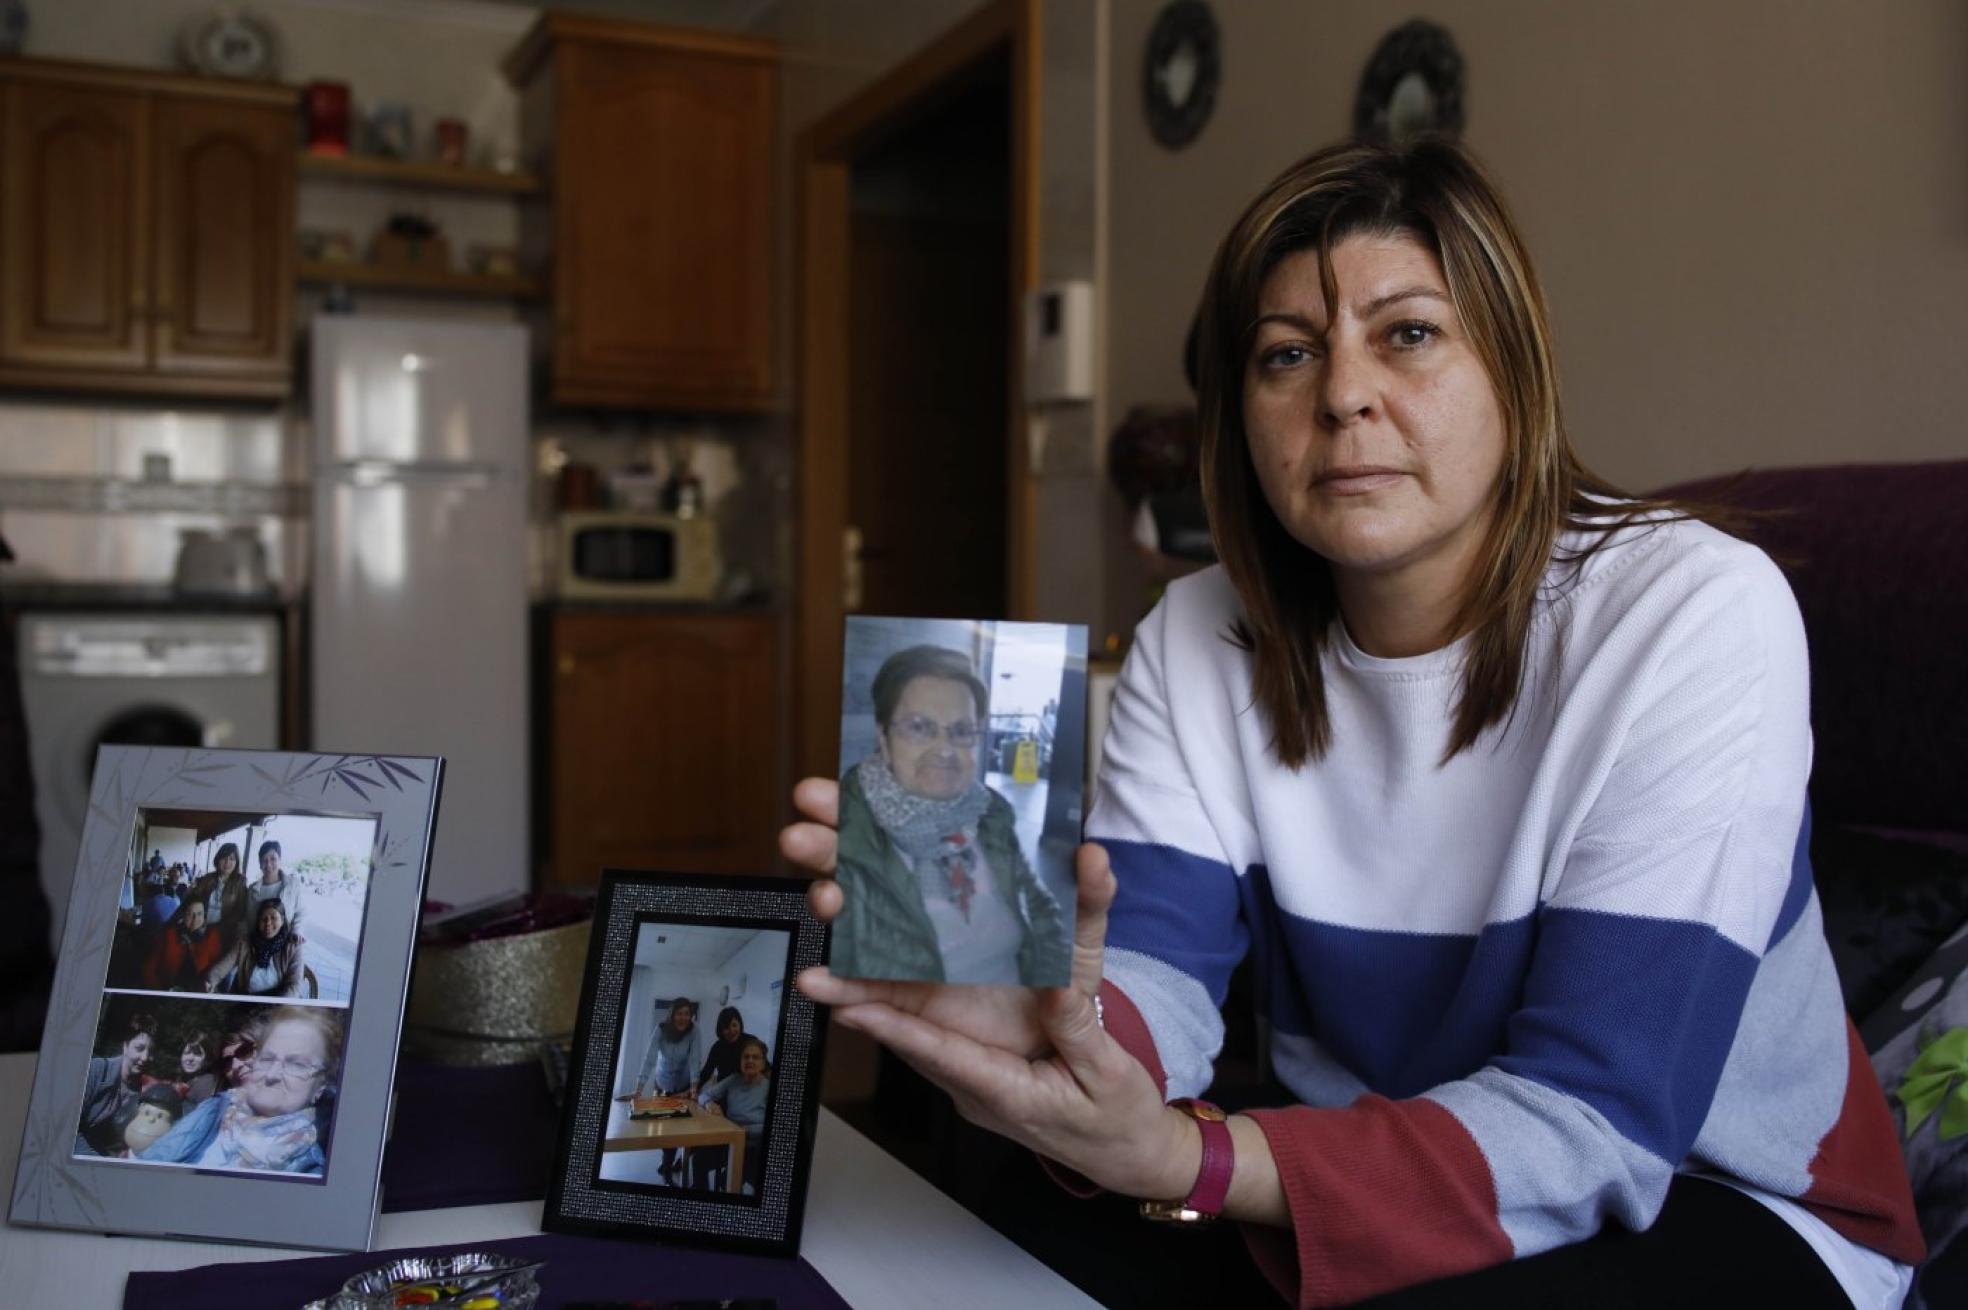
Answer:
[[1140, 1098, 1232, 1223]]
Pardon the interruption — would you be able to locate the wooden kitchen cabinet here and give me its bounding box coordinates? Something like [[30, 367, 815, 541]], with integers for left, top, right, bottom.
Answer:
[[505, 17, 775, 412], [0, 59, 296, 399], [548, 610, 782, 885]]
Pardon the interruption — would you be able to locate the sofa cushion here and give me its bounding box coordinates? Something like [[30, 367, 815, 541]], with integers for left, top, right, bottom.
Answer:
[[1658, 461, 1968, 834], [1862, 927, 1968, 1307], [1819, 827, 1968, 1020]]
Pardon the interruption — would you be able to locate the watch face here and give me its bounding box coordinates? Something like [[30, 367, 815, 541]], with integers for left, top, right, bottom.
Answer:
[[1143, 0, 1220, 151]]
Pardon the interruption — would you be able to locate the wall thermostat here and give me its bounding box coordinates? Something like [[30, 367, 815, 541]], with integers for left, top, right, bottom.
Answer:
[[1023, 280, 1094, 405]]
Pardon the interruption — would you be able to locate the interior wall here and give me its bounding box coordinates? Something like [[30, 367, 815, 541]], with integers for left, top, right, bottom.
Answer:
[[1104, 0, 1968, 638], [769, 0, 1109, 633]]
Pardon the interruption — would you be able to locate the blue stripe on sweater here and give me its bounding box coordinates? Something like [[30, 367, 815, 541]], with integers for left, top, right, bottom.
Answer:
[[1102, 838, 1247, 1008], [1496, 907, 1759, 1162], [1242, 863, 1533, 1098], [1766, 801, 1814, 952]]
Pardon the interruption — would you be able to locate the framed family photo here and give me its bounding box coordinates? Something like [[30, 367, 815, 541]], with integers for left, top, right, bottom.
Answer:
[[545, 870, 828, 1258], [8, 746, 442, 1252], [834, 616, 1089, 987]]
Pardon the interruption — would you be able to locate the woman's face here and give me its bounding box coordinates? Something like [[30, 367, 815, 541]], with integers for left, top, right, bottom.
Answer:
[[738, 1045, 766, 1082], [720, 1017, 741, 1043], [182, 902, 206, 934], [1243, 233, 1508, 602], [121, 1032, 153, 1077], [258, 848, 280, 880], [221, 850, 239, 876], [258, 902, 285, 939], [241, 1019, 328, 1118], [880, 676, 980, 801], [671, 1006, 694, 1033], [181, 1045, 206, 1075]]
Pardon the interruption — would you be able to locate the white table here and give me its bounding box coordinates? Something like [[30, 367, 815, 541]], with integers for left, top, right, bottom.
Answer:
[[0, 1052, 1098, 1309]]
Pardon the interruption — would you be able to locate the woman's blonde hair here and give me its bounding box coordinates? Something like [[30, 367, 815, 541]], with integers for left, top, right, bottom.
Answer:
[[1196, 135, 1700, 766]]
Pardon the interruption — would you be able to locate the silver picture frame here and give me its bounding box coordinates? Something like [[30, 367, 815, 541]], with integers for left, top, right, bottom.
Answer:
[[8, 745, 442, 1252]]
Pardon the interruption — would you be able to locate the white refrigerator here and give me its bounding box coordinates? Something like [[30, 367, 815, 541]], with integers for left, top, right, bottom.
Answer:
[[311, 316, 530, 907]]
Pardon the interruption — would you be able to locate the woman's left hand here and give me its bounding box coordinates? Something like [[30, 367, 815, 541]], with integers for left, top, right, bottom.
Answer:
[[814, 850, 1199, 1201]]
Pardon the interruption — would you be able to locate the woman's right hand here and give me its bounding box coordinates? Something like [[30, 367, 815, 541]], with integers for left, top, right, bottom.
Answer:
[[781, 777, 1112, 1063]]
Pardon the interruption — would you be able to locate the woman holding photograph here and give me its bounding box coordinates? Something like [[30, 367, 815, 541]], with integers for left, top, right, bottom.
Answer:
[[693, 1035, 772, 1194], [783, 138, 1921, 1307], [140, 898, 224, 992], [205, 896, 306, 997], [140, 1006, 339, 1176], [833, 645, 1071, 987], [75, 1011, 155, 1155]]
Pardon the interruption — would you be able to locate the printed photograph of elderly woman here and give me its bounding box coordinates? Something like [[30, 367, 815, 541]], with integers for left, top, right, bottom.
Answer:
[[832, 619, 1087, 986], [102, 808, 376, 1003], [72, 997, 346, 1179], [598, 918, 793, 1196]]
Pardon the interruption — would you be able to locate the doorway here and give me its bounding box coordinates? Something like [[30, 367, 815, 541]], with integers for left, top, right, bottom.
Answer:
[[795, 0, 1038, 782]]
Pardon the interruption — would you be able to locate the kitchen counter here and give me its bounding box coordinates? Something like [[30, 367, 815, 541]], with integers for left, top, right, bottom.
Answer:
[[0, 581, 299, 615]]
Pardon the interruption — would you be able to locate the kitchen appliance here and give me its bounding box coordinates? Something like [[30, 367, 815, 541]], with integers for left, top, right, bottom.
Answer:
[[555, 510, 721, 602], [312, 316, 529, 907], [171, 526, 271, 596], [19, 612, 280, 950]]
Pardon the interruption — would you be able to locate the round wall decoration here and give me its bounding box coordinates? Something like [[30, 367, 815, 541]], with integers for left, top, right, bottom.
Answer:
[[1142, 0, 1220, 151], [179, 8, 282, 81], [1352, 19, 1465, 145]]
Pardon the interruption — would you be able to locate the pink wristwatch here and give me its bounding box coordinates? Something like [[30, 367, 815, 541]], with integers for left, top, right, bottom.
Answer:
[[1139, 1098, 1232, 1224]]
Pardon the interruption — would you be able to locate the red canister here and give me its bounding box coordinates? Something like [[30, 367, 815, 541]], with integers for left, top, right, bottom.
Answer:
[[305, 81, 351, 157]]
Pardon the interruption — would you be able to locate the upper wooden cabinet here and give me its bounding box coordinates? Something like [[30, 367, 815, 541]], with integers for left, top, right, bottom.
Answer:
[[0, 59, 296, 400], [506, 17, 775, 412]]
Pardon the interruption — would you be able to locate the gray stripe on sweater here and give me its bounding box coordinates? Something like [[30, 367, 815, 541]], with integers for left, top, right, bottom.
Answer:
[[1425, 1069, 1674, 1257], [1105, 947, 1223, 1098]]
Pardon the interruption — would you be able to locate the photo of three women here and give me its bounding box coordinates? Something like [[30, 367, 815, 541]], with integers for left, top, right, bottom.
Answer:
[[73, 997, 344, 1177], [630, 998, 773, 1194], [603, 919, 792, 1198], [106, 809, 374, 1005]]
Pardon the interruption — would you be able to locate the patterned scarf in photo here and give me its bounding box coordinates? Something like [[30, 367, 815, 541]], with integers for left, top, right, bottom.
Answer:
[[857, 754, 992, 922], [210, 1095, 319, 1172]]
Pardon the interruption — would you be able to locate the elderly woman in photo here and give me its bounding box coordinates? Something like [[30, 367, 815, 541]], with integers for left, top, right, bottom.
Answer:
[[834, 644, 1070, 986], [141, 897, 223, 992], [205, 896, 305, 997], [75, 1011, 156, 1156], [140, 1006, 340, 1175], [692, 1034, 772, 1194], [784, 138, 1922, 1307]]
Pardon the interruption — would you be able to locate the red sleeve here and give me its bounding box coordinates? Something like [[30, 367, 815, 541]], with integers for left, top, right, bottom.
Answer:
[[1239, 1098, 1512, 1308]]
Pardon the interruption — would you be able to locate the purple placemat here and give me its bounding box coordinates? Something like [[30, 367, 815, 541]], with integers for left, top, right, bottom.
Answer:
[[122, 1232, 850, 1310], [380, 1060, 559, 1212]]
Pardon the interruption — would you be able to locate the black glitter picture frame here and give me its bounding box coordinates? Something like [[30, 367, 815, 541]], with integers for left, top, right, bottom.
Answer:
[[544, 870, 829, 1258]]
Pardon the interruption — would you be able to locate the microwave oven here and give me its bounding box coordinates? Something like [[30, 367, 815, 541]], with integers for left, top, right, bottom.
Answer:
[[556, 511, 722, 601]]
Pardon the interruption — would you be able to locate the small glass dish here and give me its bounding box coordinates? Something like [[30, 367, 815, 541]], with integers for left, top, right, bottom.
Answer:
[[303, 1251, 543, 1309]]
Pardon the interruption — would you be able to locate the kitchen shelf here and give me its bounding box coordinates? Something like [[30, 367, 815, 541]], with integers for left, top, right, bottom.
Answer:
[[298, 151, 544, 196], [0, 475, 307, 518], [297, 259, 547, 300]]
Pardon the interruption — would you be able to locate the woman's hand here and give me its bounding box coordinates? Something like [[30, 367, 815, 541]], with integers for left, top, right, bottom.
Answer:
[[784, 777, 1196, 1198], [783, 778, 1108, 1061], [703, 1100, 725, 1117]]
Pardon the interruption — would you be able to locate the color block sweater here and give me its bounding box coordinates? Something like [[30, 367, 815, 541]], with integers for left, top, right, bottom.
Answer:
[[1086, 517, 1922, 1307]]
